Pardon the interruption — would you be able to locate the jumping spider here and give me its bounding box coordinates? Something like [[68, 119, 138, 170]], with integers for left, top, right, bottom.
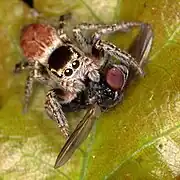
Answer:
[[14, 3, 153, 168], [14, 12, 148, 134]]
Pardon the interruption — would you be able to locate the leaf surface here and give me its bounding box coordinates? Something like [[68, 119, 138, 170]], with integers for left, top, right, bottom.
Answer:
[[0, 0, 179, 179]]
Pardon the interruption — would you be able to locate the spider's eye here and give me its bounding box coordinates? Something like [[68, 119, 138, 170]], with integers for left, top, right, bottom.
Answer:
[[72, 60, 80, 69], [64, 68, 73, 76], [50, 68, 58, 75], [58, 74, 63, 78], [51, 69, 63, 78]]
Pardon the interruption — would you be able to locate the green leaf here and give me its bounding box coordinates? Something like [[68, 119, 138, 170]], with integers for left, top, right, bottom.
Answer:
[[0, 0, 179, 180]]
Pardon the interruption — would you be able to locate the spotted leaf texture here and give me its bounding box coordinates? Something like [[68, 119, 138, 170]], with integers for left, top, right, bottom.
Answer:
[[0, 0, 179, 180]]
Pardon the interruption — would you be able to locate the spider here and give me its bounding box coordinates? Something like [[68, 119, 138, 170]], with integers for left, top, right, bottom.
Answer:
[[14, 5, 153, 165], [14, 8, 150, 138]]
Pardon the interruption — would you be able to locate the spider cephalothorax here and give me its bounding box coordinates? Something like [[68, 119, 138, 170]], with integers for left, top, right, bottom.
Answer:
[[47, 44, 101, 96]]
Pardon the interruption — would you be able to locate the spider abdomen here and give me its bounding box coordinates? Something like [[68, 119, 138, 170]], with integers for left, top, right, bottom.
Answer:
[[20, 24, 60, 64]]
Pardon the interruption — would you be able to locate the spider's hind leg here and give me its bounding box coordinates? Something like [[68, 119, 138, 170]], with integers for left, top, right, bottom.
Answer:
[[13, 60, 35, 113], [18, 61, 53, 113], [13, 60, 29, 74], [23, 69, 35, 113]]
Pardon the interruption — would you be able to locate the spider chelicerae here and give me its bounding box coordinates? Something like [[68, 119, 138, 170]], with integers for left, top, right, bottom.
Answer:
[[14, 4, 153, 168]]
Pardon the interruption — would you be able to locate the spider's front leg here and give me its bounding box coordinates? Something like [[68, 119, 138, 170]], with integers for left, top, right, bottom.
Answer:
[[45, 89, 70, 138], [72, 21, 142, 53], [90, 23, 152, 76], [94, 40, 144, 76]]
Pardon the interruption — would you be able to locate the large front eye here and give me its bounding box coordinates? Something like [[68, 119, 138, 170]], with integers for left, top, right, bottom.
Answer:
[[72, 60, 80, 69], [64, 68, 73, 76]]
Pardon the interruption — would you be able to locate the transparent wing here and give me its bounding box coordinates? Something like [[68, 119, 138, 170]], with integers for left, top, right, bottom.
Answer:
[[127, 23, 153, 82], [128, 23, 153, 67], [54, 104, 101, 168]]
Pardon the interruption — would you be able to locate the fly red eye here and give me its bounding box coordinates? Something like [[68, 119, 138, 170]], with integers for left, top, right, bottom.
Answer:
[[64, 68, 73, 76], [106, 67, 124, 90]]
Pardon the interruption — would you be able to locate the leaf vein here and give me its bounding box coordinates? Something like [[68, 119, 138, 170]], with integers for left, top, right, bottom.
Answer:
[[104, 124, 180, 179]]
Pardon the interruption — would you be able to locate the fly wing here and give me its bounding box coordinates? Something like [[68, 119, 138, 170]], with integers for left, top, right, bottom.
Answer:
[[54, 104, 101, 168], [127, 23, 153, 82], [128, 23, 153, 67]]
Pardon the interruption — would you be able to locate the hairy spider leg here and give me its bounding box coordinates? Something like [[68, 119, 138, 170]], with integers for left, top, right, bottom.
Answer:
[[57, 13, 72, 43], [72, 21, 145, 75], [58, 13, 72, 34], [14, 60, 71, 137], [13, 60, 35, 73], [94, 40, 144, 76], [72, 27, 91, 54], [72, 21, 141, 53], [23, 69, 34, 113], [16, 61, 55, 113], [45, 89, 70, 138], [14, 59, 37, 113]]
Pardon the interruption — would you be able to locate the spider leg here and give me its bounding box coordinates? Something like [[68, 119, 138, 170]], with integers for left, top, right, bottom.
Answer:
[[58, 13, 71, 34], [23, 69, 35, 113], [57, 13, 72, 42], [128, 23, 153, 67], [99, 52, 112, 71], [77, 22, 142, 41], [72, 22, 142, 51], [22, 61, 55, 113], [13, 60, 31, 73], [72, 22, 147, 72], [74, 21, 141, 32], [91, 23, 152, 74], [94, 40, 144, 76], [72, 27, 91, 53], [54, 104, 101, 168], [45, 89, 70, 138], [13, 60, 35, 112]]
